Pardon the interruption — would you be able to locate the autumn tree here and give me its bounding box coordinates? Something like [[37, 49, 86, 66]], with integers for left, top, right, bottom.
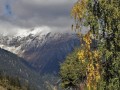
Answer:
[[71, 0, 101, 89], [60, 0, 120, 90]]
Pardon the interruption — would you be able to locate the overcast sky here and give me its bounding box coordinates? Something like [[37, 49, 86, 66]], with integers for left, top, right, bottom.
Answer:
[[0, 0, 78, 35]]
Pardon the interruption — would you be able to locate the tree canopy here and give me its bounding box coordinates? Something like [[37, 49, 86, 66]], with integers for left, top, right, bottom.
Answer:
[[60, 0, 120, 90]]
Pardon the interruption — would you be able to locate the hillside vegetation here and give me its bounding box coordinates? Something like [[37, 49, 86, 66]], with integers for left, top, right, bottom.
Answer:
[[0, 48, 45, 90]]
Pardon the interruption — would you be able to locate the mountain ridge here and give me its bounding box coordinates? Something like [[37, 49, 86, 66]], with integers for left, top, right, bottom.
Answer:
[[0, 28, 80, 74]]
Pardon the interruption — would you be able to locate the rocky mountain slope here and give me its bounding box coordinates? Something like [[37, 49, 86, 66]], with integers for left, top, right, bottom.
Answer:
[[0, 28, 80, 73]]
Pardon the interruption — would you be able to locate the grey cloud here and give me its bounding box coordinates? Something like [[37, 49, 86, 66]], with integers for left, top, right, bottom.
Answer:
[[0, 0, 77, 34]]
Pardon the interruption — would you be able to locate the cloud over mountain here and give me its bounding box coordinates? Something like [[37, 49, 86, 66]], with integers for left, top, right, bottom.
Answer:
[[0, 0, 77, 35]]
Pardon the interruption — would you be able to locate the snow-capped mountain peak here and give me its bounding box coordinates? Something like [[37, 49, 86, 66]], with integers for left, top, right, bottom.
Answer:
[[15, 26, 51, 37], [0, 27, 80, 73]]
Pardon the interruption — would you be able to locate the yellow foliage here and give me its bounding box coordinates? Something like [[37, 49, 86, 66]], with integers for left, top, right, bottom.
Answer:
[[83, 32, 92, 47], [71, 0, 101, 89], [77, 31, 101, 90], [93, 50, 100, 59], [78, 50, 85, 63], [71, 0, 88, 20]]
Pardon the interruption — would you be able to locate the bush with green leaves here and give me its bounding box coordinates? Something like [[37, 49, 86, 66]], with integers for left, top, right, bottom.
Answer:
[[60, 48, 88, 89]]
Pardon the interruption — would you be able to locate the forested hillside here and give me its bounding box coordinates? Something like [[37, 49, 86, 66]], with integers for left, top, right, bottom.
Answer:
[[0, 48, 46, 90], [0, 75, 29, 90]]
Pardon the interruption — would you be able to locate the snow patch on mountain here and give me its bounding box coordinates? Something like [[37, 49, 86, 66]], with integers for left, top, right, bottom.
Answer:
[[15, 26, 51, 37], [0, 26, 79, 58], [0, 44, 24, 56], [0, 26, 70, 57], [0, 27, 80, 73]]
